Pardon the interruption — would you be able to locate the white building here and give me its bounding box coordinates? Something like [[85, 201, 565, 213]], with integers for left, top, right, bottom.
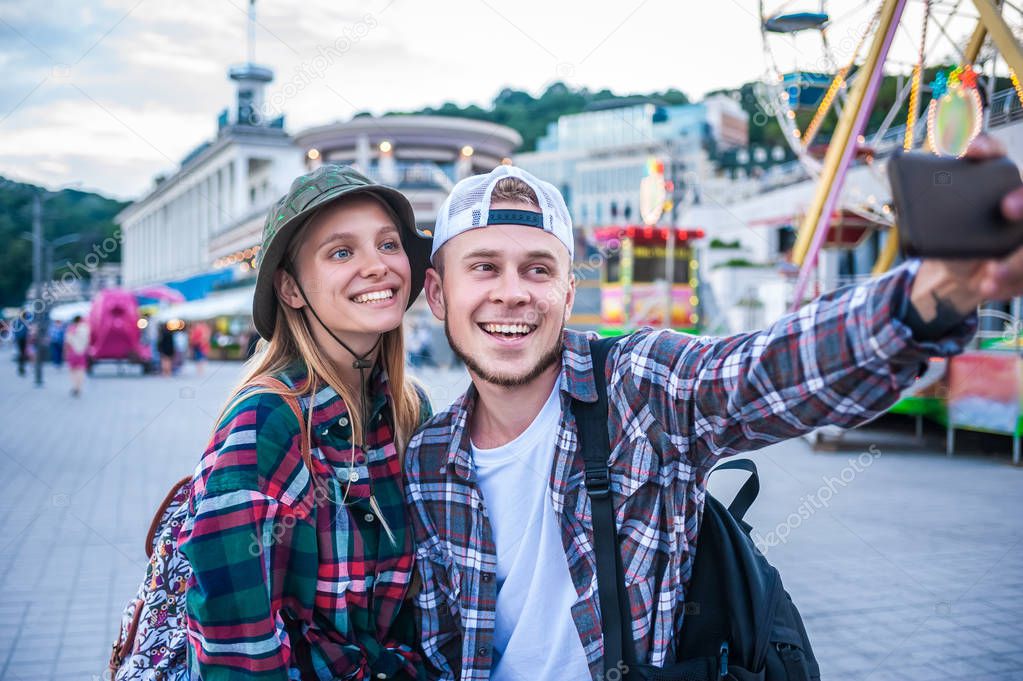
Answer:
[[515, 95, 749, 235], [294, 115, 521, 230], [117, 8, 520, 299]]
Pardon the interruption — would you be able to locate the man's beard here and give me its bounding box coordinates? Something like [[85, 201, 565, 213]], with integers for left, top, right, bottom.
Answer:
[[445, 318, 564, 388]]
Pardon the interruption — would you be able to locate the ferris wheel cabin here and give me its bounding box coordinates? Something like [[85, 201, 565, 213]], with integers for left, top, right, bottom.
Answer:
[[762, 11, 829, 33]]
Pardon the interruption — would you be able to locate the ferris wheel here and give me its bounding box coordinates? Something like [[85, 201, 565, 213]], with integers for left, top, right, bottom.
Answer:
[[756, 0, 1023, 306]]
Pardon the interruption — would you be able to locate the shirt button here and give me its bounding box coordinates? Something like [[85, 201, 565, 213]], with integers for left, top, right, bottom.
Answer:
[[348, 470, 359, 482], [478, 646, 488, 656], [364, 513, 375, 522], [339, 417, 349, 427], [481, 572, 493, 583], [376, 674, 387, 680]]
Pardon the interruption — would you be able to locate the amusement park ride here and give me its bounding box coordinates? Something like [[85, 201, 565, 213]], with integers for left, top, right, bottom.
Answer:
[[592, 223, 704, 334], [757, 0, 1023, 458], [591, 159, 704, 334]]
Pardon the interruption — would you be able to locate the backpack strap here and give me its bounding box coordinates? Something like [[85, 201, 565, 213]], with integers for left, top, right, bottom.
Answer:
[[573, 337, 745, 681], [571, 335, 634, 675], [709, 458, 761, 525], [144, 475, 192, 559]]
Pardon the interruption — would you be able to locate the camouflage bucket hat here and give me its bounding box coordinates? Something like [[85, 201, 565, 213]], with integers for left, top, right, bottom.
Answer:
[[252, 164, 432, 340]]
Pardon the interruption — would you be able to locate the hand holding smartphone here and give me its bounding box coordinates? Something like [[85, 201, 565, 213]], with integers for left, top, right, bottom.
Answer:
[[887, 152, 1023, 258]]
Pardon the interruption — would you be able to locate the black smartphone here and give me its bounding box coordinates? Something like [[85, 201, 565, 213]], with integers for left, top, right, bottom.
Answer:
[[887, 151, 1023, 258]]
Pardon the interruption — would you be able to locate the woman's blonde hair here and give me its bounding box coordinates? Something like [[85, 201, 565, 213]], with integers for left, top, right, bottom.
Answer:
[[217, 195, 422, 461]]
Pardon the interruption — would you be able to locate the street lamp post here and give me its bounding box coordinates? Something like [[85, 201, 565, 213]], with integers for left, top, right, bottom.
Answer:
[[31, 194, 44, 387], [22, 187, 81, 387], [662, 142, 685, 330]]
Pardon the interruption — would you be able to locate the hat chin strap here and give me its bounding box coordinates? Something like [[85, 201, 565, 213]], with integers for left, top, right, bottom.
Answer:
[[285, 264, 382, 455], [287, 265, 399, 543], [285, 264, 381, 370]]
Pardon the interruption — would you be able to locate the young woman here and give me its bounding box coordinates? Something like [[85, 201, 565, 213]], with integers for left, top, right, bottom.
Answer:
[[178, 165, 433, 680], [64, 314, 89, 396]]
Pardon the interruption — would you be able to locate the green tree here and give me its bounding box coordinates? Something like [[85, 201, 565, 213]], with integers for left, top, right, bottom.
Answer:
[[0, 178, 126, 307]]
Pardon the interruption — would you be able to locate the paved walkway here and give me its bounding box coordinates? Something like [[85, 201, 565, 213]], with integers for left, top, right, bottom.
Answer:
[[0, 354, 1019, 680]]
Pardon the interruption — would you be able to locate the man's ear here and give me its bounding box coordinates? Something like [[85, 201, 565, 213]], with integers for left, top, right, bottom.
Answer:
[[275, 269, 305, 310], [424, 268, 446, 321], [563, 272, 576, 323]]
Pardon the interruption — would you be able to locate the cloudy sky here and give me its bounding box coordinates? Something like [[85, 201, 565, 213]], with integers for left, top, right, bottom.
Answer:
[[0, 0, 969, 200], [0, 0, 781, 199]]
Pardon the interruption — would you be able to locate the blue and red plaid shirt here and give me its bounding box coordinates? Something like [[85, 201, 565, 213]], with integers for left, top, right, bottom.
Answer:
[[403, 261, 976, 681], [179, 363, 430, 681]]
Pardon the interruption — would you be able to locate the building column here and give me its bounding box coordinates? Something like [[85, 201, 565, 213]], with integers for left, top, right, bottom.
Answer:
[[233, 155, 248, 219], [168, 199, 176, 278], [356, 134, 370, 173], [148, 215, 155, 283], [456, 152, 472, 180], [217, 165, 226, 227], [379, 147, 397, 186], [192, 185, 202, 272], [149, 215, 155, 283], [162, 207, 168, 281], [140, 218, 146, 284], [201, 176, 212, 268], [123, 221, 131, 285]]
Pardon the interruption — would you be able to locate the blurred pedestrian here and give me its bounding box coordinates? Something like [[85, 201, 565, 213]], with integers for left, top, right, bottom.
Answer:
[[49, 319, 65, 368], [63, 315, 90, 397], [139, 314, 159, 374], [172, 324, 188, 373], [14, 318, 28, 376], [189, 320, 211, 376], [406, 320, 434, 367], [158, 323, 175, 376]]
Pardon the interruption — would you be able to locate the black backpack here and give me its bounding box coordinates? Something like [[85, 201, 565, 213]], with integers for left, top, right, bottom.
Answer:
[[571, 336, 821, 681]]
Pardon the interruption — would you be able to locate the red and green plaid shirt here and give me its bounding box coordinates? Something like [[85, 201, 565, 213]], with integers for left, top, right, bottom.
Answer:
[[179, 363, 430, 680], [404, 261, 976, 681]]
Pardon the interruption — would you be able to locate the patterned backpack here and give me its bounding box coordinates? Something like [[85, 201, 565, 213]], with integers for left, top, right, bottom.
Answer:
[[107, 377, 309, 680]]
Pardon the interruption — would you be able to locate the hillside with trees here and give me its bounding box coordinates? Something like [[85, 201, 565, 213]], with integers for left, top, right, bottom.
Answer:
[[0, 178, 126, 307]]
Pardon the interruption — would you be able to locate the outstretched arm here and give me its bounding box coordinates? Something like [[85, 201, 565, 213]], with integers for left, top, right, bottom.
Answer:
[[618, 261, 975, 470], [621, 135, 1023, 470]]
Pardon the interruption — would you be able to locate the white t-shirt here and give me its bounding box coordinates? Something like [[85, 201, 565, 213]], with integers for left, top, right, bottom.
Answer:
[[471, 377, 591, 681]]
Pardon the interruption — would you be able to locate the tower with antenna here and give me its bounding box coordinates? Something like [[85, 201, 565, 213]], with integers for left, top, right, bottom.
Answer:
[[225, 0, 275, 129]]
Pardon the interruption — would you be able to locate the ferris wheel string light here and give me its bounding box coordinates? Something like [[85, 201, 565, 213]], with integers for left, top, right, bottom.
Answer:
[[904, 0, 931, 150], [801, 6, 881, 147], [1011, 68, 1023, 106]]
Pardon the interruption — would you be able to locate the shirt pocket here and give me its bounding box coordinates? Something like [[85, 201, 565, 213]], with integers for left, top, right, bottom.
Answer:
[[611, 428, 661, 501], [415, 541, 463, 622]]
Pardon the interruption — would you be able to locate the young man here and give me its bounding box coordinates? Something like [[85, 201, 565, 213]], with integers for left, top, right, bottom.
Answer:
[[404, 138, 1023, 681]]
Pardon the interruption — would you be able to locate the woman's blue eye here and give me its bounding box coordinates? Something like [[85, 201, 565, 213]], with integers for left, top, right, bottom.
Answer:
[[331, 248, 351, 259], [381, 240, 400, 251]]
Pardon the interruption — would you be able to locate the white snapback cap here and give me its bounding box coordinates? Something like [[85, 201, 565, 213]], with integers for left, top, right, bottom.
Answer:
[[430, 165, 574, 262]]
